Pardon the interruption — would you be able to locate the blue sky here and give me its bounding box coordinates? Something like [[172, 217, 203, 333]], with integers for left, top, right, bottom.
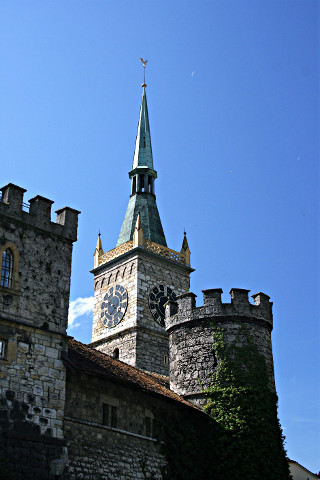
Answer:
[[0, 0, 319, 473]]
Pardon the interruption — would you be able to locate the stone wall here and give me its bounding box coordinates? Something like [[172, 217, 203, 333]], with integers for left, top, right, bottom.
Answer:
[[65, 371, 170, 479], [0, 321, 68, 479], [0, 183, 79, 479], [92, 256, 139, 345], [166, 288, 275, 406], [0, 183, 79, 334], [65, 419, 165, 480], [92, 248, 191, 375]]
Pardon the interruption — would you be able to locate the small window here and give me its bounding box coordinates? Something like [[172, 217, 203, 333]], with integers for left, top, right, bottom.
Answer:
[[153, 419, 160, 440], [102, 403, 109, 426], [163, 354, 169, 366], [111, 406, 117, 428], [113, 348, 119, 359], [103, 403, 118, 429], [0, 339, 7, 359], [1, 249, 13, 288], [145, 416, 152, 437]]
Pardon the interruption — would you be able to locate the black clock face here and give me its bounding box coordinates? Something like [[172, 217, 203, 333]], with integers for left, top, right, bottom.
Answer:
[[149, 285, 177, 327], [100, 284, 128, 328]]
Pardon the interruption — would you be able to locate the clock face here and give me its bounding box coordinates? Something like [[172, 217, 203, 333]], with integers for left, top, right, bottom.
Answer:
[[149, 285, 177, 327], [100, 284, 128, 328]]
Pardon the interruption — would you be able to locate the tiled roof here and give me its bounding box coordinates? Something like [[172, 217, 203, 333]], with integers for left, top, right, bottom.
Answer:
[[67, 338, 200, 411]]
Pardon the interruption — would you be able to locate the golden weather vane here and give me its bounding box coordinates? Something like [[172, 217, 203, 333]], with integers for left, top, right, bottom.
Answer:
[[139, 58, 147, 86]]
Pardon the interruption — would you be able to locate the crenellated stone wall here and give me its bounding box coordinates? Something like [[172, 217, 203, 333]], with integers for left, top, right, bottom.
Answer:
[[0, 183, 79, 479], [0, 183, 80, 334], [165, 288, 275, 406]]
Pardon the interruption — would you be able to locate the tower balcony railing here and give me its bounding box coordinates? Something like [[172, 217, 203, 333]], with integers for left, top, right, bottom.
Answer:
[[143, 239, 186, 264], [98, 240, 134, 265], [98, 239, 186, 267]]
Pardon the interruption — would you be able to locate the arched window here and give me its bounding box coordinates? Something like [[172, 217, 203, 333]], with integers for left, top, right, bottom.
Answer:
[[113, 348, 119, 360], [1, 248, 13, 288]]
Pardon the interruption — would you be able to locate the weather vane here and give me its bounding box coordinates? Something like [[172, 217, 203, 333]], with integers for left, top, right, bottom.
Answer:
[[139, 58, 147, 87]]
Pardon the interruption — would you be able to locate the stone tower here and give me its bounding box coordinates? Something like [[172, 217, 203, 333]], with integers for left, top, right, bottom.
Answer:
[[91, 84, 193, 375], [0, 183, 79, 478], [165, 288, 275, 406]]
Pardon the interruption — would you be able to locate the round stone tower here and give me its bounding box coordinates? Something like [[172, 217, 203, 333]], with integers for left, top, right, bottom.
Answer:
[[165, 288, 274, 407]]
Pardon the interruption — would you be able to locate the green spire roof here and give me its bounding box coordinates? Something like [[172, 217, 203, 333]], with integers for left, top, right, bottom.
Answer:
[[117, 86, 167, 248], [132, 86, 154, 172], [117, 194, 167, 247]]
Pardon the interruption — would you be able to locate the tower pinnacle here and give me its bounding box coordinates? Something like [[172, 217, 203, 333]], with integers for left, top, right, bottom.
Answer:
[[117, 83, 167, 247]]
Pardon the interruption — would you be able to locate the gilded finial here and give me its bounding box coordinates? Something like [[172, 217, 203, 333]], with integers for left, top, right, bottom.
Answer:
[[139, 58, 148, 87]]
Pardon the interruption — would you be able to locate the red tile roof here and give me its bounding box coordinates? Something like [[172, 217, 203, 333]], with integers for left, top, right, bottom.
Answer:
[[67, 338, 200, 411]]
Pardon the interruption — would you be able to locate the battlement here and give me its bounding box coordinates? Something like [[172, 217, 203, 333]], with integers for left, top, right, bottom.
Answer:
[[165, 288, 273, 331], [0, 183, 80, 242]]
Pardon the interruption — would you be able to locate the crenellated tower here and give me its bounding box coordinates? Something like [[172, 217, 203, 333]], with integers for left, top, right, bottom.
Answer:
[[0, 183, 80, 477], [91, 83, 193, 375], [165, 288, 275, 406], [0, 183, 80, 334]]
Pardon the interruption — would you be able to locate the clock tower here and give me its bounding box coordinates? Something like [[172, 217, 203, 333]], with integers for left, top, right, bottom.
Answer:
[[90, 83, 193, 375]]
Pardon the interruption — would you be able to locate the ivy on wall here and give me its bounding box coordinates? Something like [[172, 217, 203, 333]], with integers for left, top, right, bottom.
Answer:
[[203, 325, 292, 480], [160, 414, 218, 480], [160, 324, 292, 480]]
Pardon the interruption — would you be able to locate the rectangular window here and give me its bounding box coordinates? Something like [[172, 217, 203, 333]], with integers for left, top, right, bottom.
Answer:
[[111, 406, 117, 428], [102, 403, 109, 426], [152, 419, 160, 440], [103, 403, 118, 429], [0, 339, 7, 359], [145, 416, 152, 437]]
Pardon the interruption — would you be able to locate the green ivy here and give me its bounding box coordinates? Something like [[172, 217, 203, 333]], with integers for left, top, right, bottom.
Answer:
[[0, 457, 15, 480], [160, 415, 218, 480], [203, 325, 292, 480], [159, 324, 291, 479]]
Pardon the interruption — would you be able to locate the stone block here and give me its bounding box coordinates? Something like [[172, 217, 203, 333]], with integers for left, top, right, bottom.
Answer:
[[46, 347, 59, 359]]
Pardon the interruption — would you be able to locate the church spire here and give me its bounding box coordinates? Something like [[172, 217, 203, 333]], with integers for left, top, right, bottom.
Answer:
[[129, 85, 157, 196], [117, 76, 167, 248], [131, 86, 155, 175]]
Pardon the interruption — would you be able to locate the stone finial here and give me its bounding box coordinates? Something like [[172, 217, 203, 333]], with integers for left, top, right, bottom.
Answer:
[[55, 207, 81, 242], [252, 292, 273, 325], [133, 212, 144, 247], [202, 288, 223, 306], [177, 292, 197, 311], [251, 292, 270, 306], [0, 183, 27, 214], [230, 288, 250, 305], [29, 195, 54, 222], [180, 231, 191, 265], [165, 299, 178, 320], [94, 232, 104, 268]]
